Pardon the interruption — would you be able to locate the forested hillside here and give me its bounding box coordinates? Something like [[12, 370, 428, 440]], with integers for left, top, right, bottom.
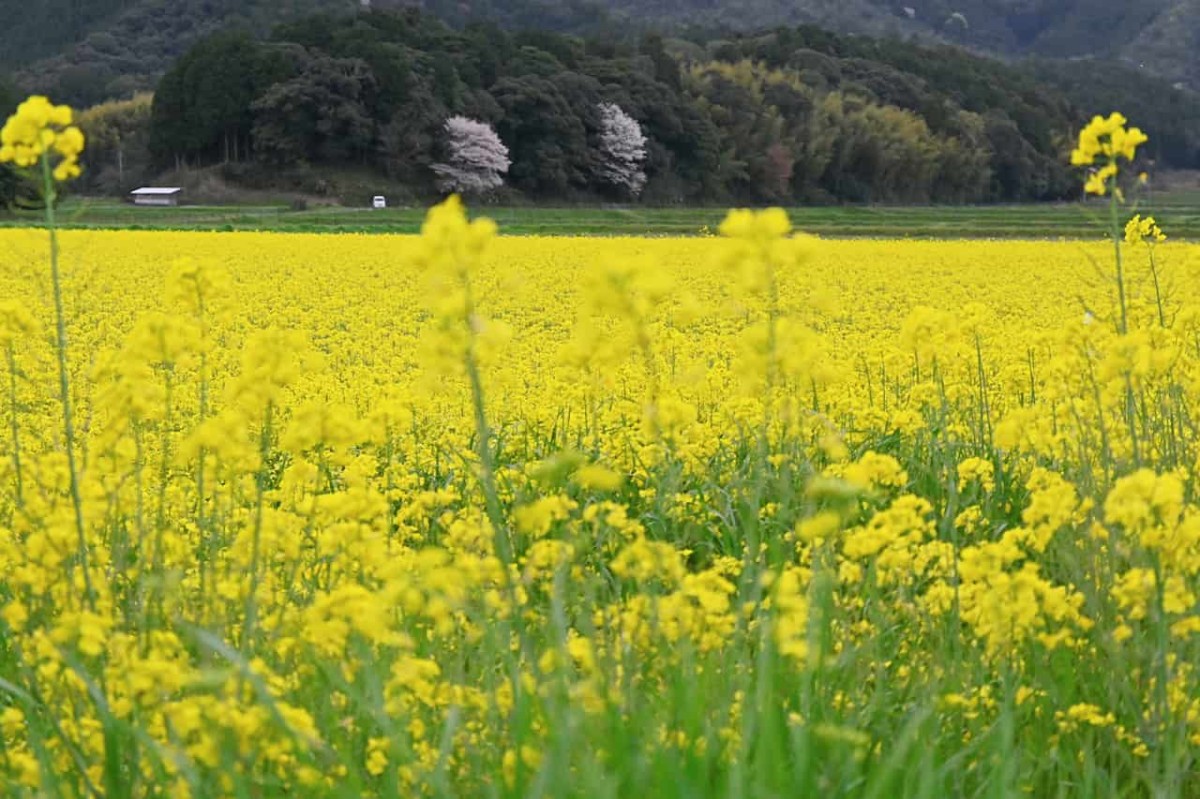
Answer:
[[5, 3, 1200, 208], [8, 0, 1200, 99], [0, 0, 138, 68], [2, 0, 367, 106], [0, 0, 611, 105], [506, 0, 1200, 89], [123, 10, 1090, 205]]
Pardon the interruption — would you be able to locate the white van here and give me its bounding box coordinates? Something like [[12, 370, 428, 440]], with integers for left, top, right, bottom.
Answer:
[[372, 195, 387, 209]]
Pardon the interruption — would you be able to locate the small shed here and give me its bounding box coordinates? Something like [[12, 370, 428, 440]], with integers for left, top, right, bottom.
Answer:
[[130, 187, 182, 207]]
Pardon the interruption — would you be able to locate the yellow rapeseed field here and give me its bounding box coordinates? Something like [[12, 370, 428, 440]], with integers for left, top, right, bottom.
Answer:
[[0, 102, 1196, 796]]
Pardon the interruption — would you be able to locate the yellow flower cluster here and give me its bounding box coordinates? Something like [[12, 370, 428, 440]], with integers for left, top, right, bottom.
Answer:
[[1124, 213, 1167, 245], [1071, 112, 1147, 196], [0, 183, 1196, 792], [0, 95, 85, 181]]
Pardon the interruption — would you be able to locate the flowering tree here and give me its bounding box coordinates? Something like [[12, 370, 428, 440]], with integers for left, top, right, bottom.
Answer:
[[597, 102, 647, 197], [431, 116, 510, 196]]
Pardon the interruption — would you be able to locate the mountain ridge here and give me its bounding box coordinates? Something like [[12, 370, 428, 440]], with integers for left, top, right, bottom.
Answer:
[[417, 0, 1198, 87], [6, 0, 1200, 100]]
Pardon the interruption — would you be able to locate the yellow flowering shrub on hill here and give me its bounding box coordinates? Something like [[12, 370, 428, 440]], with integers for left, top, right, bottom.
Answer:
[[0, 100, 1196, 796]]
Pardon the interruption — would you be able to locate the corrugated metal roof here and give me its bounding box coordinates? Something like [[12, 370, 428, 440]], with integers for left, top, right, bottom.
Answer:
[[130, 187, 182, 195]]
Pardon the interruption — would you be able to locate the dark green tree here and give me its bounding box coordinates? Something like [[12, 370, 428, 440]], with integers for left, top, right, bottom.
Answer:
[[492, 74, 593, 195], [378, 79, 446, 184], [251, 53, 378, 164], [150, 29, 292, 166]]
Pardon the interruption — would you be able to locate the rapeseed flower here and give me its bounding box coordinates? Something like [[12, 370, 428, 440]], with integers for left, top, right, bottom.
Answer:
[[1072, 113, 1147, 196], [0, 95, 84, 180], [0, 155, 1196, 795], [1124, 214, 1166, 245]]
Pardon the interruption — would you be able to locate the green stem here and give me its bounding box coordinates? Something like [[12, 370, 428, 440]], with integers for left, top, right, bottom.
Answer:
[[7, 342, 23, 508], [1148, 246, 1167, 328], [244, 401, 274, 654], [151, 364, 174, 624], [1150, 553, 1172, 787], [41, 152, 93, 609], [763, 243, 780, 443], [195, 298, 211, 617], [1126, 374, 1141, 467], [460, 270, 510, 566], [457, 262, 537, 782], [1108, 177, 1128, 336], [1107, 169, 1139, 466], [974, 333, 992, 449]]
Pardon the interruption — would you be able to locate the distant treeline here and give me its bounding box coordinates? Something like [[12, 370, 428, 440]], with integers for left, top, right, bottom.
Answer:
[[6, 8, 1200, 206], [147, 11, 1087, 204]]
